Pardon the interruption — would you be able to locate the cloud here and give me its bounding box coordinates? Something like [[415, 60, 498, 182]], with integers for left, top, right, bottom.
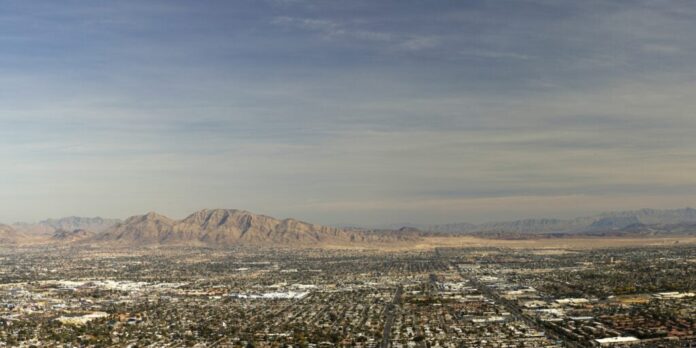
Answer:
[[398, 36, 440, 51], [271, 16, 392, 42], [465, 49, 531, 60], [642, 43, 681, 54], [289, 193, 696, 225], [271, 16, 446, 52], [2, 1, 696, 224]]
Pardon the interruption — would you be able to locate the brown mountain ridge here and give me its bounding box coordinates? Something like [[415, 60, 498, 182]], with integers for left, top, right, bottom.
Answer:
[[0, 224, 20, 244], [93, 209, 417, 246]]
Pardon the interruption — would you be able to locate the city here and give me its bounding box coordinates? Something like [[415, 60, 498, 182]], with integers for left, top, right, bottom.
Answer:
[[3, 0, 696, 347], [1, 244, 693, 347]]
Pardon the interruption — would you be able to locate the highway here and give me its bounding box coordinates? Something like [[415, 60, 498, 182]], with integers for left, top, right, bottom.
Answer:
[[380, 285, 403, 348], [461, 270, 589, 348]]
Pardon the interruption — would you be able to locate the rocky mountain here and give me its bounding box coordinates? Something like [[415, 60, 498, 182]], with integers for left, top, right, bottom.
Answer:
[[96, 212, 176, 244], [426, 208, 696, 236], [94, 209, 417, 246], [0, 224, 20, 244], [14, 216, 120, 237], [52, 229, 96, 242]]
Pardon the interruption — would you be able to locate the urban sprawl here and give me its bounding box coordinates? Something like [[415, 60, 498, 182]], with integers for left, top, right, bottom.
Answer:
[[0, 245, 694, 347]]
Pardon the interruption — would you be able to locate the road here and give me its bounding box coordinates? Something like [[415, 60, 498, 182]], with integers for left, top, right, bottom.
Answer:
[[380, 285, 403, 348], [462, 271, 589, 348]]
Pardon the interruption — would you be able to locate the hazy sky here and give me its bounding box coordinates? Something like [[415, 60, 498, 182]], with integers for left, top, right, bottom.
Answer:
[[2, 0, 696, 225]]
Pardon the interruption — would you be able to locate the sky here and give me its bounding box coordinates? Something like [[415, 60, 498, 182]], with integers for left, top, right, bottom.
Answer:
[[2, 0, 696, 226]]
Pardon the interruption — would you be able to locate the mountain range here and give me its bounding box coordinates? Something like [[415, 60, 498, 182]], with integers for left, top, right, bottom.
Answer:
[[2, 207, 696, 247], [13, 216, 121, 237], [93, 209, 418, 246], [423, 208, 696, 235], [52, 229, 96, 242]]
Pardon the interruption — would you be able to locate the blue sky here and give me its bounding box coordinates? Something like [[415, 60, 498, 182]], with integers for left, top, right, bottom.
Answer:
[[2, 0, 696, 225]]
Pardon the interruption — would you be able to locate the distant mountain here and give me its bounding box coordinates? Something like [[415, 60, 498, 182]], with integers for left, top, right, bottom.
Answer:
[[582, 222, 696, 237], [589, 216, 640, 230], [52, 229, 96, 242], [0, 224, 20, 244], [96, 212, 175, 244], [94, 209, 417, 246], [478, 218, 593, 234], [426, 208, 696, 236], [597, 208, 696, 224], [513, 222, 696, 239], [5, 207, 696, 246], [11, 222, 54, 236], [422, 222, 477, 234], [427, 217, 593, 234], [13, 216, 120, 236]]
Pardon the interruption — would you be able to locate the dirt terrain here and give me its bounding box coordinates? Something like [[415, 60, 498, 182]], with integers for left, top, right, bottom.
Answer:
[[322, 235, 696, 251]]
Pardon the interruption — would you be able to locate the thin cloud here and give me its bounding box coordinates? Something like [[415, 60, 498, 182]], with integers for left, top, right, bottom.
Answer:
[[271, 16, 392, 42], [465, 49, 532, 60], [1, 1, 696, 224], [398, 36, 440, 51]]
